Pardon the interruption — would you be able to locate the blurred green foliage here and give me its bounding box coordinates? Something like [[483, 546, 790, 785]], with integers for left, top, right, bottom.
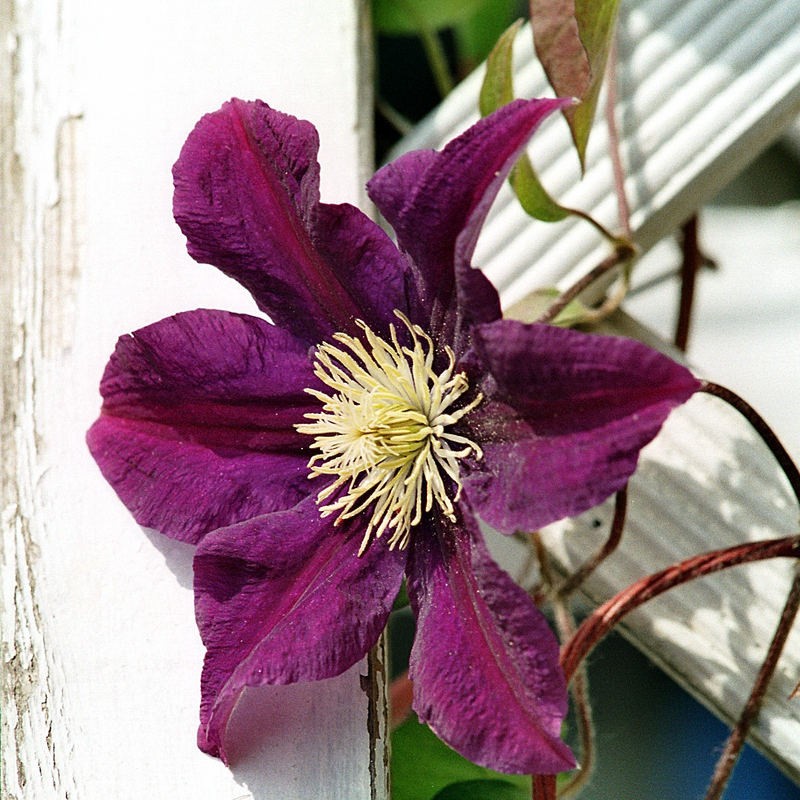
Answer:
[[391, 714, 530, 800]]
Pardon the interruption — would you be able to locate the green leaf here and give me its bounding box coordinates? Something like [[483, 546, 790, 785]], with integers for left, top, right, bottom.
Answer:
[[454, 0, 519, 68], [373, 0, 485, 34], [479, 21, 571, 223], [510, 155, 570, 223], [530, 0, 622, 169], [518, 287, 591, 327], [392, 579, 409, 611], [478, 19, 522, 115], [391, 714, 530, 800], [432, 779, 529, 800]]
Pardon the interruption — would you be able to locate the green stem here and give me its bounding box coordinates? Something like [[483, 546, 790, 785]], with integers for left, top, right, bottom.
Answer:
[[550, 602, 594, 798], [376, 96, 414, 136], [397, 0, 454, 98]]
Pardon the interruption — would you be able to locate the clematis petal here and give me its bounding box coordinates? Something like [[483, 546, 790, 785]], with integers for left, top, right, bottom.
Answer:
[[173, 99, 410, 344], [461, 319, 701, 533], [87, 309, 319, 543], [367, 98, 569, 342], [406, 512, 575, 774], [193, 497, 407, 762]]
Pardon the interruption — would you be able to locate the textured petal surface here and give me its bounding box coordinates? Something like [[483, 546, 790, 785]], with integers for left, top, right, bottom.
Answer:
[[173, 99, 410, 343], [461, 320, 701, 533], [406, 512, 574, 774], [193, 497, 407, 761], [367, 99, 568, 345], [87, 309, 319, 543]]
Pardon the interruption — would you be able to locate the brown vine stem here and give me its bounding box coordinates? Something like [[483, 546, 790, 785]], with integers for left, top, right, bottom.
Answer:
[[534, 535, 800, 798], [566, 206, 623, 247], [695, 381, 800, 797], [551, 603, 595, 799], [700, 382, 800, 510], [532, 773, 557, 800], [557, 486, 628, 600], [559, 535, 800, 685], [704, 563, 800, 800], [389, 670, 414, 729], [605, 34, 631, 239], [674, 215, 701, 352]]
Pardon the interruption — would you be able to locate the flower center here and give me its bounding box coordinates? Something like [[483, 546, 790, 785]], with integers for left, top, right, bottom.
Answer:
[[296, 311, 482, 554]]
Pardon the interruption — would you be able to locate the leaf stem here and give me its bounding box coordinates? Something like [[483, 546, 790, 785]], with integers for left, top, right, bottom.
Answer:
[[704, 563, 800, 800], [396, 0, 454, 98], [534, 244, 635, 325], [375, 96, 414, 136], [567, 206, 625, 246]]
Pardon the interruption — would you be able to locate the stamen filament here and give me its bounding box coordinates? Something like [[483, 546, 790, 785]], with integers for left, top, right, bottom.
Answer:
[[296, 311, 482, 554]]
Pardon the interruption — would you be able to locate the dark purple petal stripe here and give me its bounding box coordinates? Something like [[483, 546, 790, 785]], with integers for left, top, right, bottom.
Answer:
[[193, 498, 407, 762], [461, 320, 702, 534], [367, 98, 570, 343], [406, 514, 575, 774], [173, 99, 410, 344], [87, 309, 319, 543]]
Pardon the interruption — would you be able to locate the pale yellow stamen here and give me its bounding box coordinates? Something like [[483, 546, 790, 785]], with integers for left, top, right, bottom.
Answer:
[[296, 311, 482, 555]]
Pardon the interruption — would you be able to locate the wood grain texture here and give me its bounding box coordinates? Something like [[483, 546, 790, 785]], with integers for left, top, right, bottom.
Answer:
[[392, 0, 800, 310], [554, 316, 800, 783], [489, 313, 800, 782], [389, 0, 800, 783], [1, 1, 387, 798]]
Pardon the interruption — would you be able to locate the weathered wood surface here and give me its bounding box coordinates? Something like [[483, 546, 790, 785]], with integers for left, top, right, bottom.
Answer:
[[1, 1, 388, 798], [394, 0, 800, 784]]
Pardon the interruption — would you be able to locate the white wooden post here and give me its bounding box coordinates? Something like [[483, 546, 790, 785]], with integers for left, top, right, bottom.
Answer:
[[1, 1, 388, 798]]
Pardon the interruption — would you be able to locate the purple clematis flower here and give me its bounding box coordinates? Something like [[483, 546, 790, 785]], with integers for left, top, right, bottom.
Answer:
[[87, 97, 700, 774]]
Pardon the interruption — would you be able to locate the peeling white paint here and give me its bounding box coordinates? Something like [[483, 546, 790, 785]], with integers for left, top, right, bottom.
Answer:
[[2, 1, 386, 798]]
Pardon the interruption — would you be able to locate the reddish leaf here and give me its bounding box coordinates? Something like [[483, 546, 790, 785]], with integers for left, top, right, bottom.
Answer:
[[530, 0, 621, 169], [479, 21, 571, 222]]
